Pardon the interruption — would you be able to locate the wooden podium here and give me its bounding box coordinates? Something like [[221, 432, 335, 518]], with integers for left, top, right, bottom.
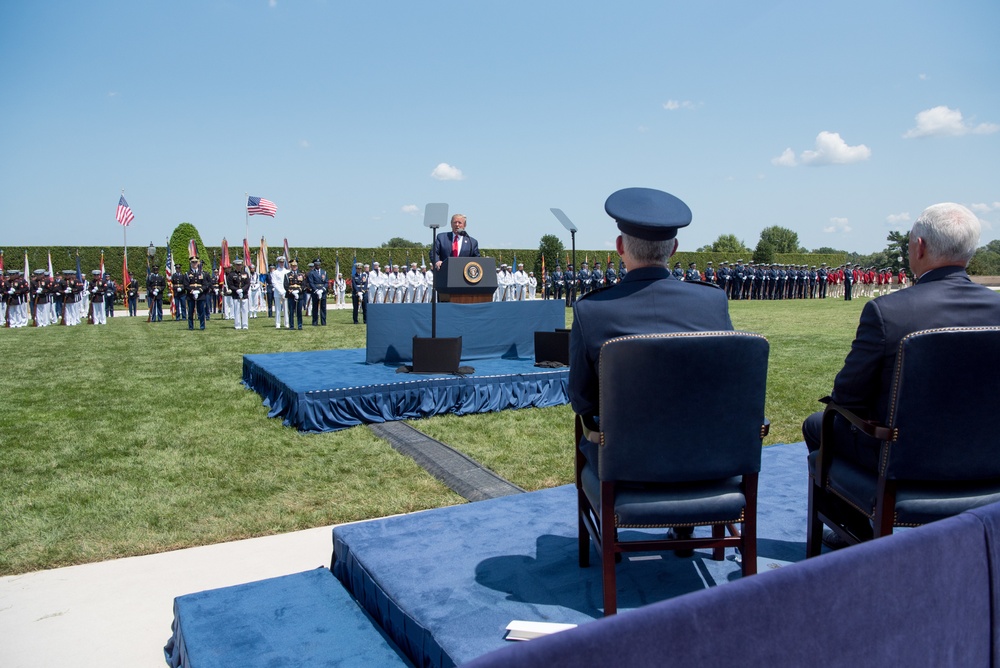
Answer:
[[434, 257, 498, 303]]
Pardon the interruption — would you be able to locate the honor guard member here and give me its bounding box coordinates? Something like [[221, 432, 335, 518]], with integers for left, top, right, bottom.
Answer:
[[817, 263, 829, 298], [105, 276, 116, 317], [591, 261, 603, 291], [270, 256, 289, 328], [32, 269, 54, 326], [263, 264, 275, 317], [527, 271, 537, 299], [514, 262, 529, 300], [307, 258, 328, 325], [283, 259, 306, 330], [226, 257, 251, 330], [684, 262, 700, 282], [564, 264, 576, 305], [0, 271, 7, 325], [88, 270, 107, 324], [6, 269, 30, 327], [126, 272, 139, 316], [703, 261, 715, 285], [170, 265, 187, 320], [185, 257, 210, 330], [351, 262, 368, 324], [551, 264, 563, 300], [605, 261, 618, 287], [60, 270, 84, 325], [843, 262, 854, 300], [146, 265, 166, 321], [671, 261, 684, 280], [570, 187, 733, 554]]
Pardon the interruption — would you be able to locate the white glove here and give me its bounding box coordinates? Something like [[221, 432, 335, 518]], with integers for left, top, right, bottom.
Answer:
[[316, 288, 324, 296], [8, 289, 14, 295], [237, 289, 243, 298], [291, 290, 299, 298], [192, 290, 200, 299], [65, 288, 72, 294], [153, 289, 159, 296], [37, 288, 43, 294]]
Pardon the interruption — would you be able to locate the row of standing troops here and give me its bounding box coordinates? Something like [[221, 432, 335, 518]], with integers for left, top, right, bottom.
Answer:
[[675, 261, 907, 301], [546, 262, 626, 305], [1, 268, 133, 327], [348, 262, 435, 324]]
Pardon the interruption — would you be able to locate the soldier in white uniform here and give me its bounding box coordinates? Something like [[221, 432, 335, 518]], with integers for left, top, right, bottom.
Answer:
[[270, 256, 290, 328]]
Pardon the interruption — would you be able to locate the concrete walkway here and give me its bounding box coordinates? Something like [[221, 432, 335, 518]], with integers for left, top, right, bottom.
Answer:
[[0, 527, 336, 668]]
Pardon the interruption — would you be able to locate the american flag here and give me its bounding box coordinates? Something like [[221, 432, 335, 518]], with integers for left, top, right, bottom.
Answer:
[[116, 195, 135, 226], [247, 196, 277, 217]]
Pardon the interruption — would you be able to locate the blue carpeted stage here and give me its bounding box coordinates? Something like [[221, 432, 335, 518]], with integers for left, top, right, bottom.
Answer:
[[243, 300, 569, 432], [167, 443, 810, 667], [243, 350, 569, 432]]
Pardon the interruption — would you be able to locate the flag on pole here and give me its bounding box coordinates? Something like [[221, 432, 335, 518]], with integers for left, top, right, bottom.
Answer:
[[48, 251, 53, 278], [221, 239, 231, 269], [247, 196, 277, 217], [75, 251, 82, 282], [258, 237, 269, 275], [24, 250, 30, 280], [351, 251, 358, 281], [0, 251, 4, 273], [541, 255, 546, 282], [283, 238, 290, 263], [116, 195, 135, 227], [122, 250, 129, 295], [420, 253, 426, 269], [188, 239, 198, 260], [335, 251, 340, 282], [165, 245, 175, 278], [100, 250, 105, 277], [243, 238, 252, 271]]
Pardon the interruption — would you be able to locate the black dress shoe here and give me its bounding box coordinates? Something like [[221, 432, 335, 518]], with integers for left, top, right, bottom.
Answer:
[[821, 528, 851, 550], [668, 527, 695, 558]]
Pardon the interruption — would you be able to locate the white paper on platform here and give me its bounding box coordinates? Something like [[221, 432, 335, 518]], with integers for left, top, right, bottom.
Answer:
[[504, 620, 578, 641]]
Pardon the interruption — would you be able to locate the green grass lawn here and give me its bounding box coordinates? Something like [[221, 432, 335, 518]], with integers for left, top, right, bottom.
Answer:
[[0, 298, 866, 574]]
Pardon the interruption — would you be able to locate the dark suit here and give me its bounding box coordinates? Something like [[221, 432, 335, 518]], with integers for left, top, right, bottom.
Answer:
[[803, 265, 1000, 469], [569, 265, 734, 428], [432, 231, 479, 265]]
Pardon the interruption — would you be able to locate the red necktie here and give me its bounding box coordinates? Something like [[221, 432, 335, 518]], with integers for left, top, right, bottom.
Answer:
[[452, 234, 460, 257]]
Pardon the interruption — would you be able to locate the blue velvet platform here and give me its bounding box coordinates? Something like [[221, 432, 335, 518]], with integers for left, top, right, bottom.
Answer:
[[164, 567, 411, 667], [243, 349, 569, 432], [332, 442, 808, 667]]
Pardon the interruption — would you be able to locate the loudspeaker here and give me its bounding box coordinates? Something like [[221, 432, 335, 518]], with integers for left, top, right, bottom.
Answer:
[[412, 336, 462, 373], [534, 330, 570, 365]]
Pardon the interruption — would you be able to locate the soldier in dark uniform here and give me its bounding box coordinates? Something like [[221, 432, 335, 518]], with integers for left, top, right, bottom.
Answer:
[[170, 266, 187, 320], [551, 264, 563, 301], [351, 262, 367, 324], [307, 258, 328, 325], [264, 264, 275, 317], [185, 257, 209, 330], [844, 262, 855, 300], [105, 276, 116, 317], [5, 269, 31, 327], [88, 270, 107, 324], [684, 262, 700, 282], [147, 265, 166, 322], [605, 261, 618, 287], [577, 262, 591, 296], [591, 262, 604, 291], [703, 261, 715, 285], [731, 260, 745, 300], [817, 263, 829, 299], [284, 259, 306, 330], [226, 257, 252, 330], [126, 272, 139, 316], [60, 270, 85, 325], [671, 261, 684, 280], [717, 261, 729, 292], [564, 264, 575, 306]]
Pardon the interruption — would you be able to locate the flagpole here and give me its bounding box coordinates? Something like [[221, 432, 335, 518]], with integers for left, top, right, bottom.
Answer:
[[245, 192, 249, 250]]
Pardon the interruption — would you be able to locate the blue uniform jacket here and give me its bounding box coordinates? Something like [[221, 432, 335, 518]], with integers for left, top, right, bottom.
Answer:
[[569, 265, 733, 420]]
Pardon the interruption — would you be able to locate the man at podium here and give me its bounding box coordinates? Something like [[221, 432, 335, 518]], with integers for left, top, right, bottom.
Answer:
[[433, 214, 480, 270]]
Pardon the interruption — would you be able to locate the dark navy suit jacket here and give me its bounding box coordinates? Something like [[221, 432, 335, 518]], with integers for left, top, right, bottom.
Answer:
[[569, 265, 733, 420], [831, 265, 1000, 422], [432, 231, 479, 265]]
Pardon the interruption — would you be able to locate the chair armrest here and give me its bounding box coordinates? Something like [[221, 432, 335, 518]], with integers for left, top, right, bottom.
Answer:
[[818, 396, 895, 442]]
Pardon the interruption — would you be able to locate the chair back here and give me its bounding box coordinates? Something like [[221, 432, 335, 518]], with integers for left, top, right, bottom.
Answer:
[[884, 326, 1000, 481], [598, 331, 768, 483]]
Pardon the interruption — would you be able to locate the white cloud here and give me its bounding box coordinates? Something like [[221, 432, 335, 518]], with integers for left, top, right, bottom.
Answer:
[[772, 132, 871, 167], [431, 163, 465, 181], [903, 106, 999, 138], [800, 131, 871, 165], [298, 139, 309, 149], [970, 202, 1000, 214], [824, 217, 852, 234], [107, 91, 118, 97], [663, 100, 695, 111], [886, 212, 910, 225], [771, 148, 797, 167], [401, 204, 419, 215]]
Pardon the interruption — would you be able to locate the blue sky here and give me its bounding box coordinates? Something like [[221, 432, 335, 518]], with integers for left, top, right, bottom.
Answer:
[[1, 0, 997, 257]]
